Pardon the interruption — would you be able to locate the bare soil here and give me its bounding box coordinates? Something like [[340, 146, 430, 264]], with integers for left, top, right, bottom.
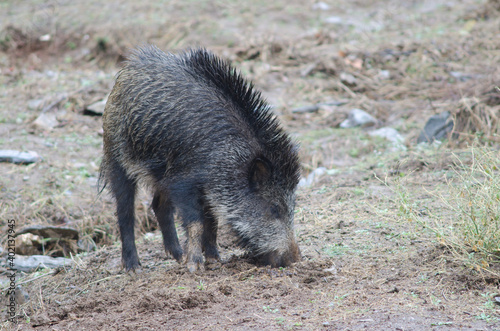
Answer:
[[1, 0, 500, 330]]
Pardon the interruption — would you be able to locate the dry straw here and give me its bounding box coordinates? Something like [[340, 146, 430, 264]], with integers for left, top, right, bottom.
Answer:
[[395, 145, 500, 278]]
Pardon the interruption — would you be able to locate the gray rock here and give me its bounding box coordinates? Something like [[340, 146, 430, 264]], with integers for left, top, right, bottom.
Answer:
[[340, 72, 357, 86], [340, 108, 377, 128], [15, 233, 42, 255], [292, 104, 320, 114], [324, 16, 344, 24], [11, 255, 74, 272], [298, 167, 327, 188], [369, 127, 406, 150], [32, 112, 59, 130], [449, 71, 476, 82], [376, 70, 391, 80], [0, 150, 41, 164], [84, 96, 108, 115], [292, 100, 348, 113], [417, 111, 454, 143], [16, 225, 79, 240], [15, 285, 30, 304], [312, 2, 330, 10]]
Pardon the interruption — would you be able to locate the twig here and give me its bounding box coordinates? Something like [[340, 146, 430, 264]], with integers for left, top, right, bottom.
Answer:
[[337, 81, 357, 98], [75, 274, 123, 296], [206, 267, 258, 289], [291, 100, 349, 113], [1, 270, 57, 290], [40, 87, 88, 113]]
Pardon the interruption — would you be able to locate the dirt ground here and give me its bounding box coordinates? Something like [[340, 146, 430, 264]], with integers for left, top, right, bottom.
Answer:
[[1, 0, 500, 330]]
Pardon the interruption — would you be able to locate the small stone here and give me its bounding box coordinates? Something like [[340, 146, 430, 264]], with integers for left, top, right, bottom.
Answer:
[[16, 225, 79, 240], [292, 105, 320, 113], [340, 72, 357, 86], [340, 108, 377, 128], [0, 150, 41, 164], [15, 233, 42, 255], [449, 71, 475, 82], [298, 167, 327, 188], [376, 70, 391, 80], [292, 100, 348, 113], [323, 264, 337, 275], [324, 16, 344, 24], [417, 111, 454, 143], [369, 127, 406, 150], [312, 2, 330, 10], [12, 255, 74, 272], [14, 285, 30, 304], [39, 34, 51, 41], [84, 97, 108, 116], [32, 112, 59, 130]]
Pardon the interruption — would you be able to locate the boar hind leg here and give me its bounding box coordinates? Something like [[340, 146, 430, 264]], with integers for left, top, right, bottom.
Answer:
[[108, 160, 140, 271], [202, 207, 220, 262], [171, 183, 205, 272], [152, 191, 183, 262], [185, 222, 204, 272]]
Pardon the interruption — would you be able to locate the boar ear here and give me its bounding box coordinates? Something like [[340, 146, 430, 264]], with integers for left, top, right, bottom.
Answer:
[[249, 157, 272, 190]]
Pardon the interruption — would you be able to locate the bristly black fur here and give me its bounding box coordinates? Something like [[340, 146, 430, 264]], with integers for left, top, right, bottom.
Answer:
[[101, 45, 300, 189], [182, 47, 301, 186], [101, 45, 302, 270]]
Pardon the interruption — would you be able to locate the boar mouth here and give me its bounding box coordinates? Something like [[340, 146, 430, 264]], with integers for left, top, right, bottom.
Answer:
[[253, 242, 301, 268]]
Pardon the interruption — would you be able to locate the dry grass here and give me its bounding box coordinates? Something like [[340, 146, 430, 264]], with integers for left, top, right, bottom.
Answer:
[[453, 96, 500, 144], [2, 1, 500, 328], [394, 145, 500, 278]]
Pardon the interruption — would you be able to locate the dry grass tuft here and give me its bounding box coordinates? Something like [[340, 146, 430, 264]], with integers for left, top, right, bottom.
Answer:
[[395, 145, 500, 278], [453, 95, 500, 144]]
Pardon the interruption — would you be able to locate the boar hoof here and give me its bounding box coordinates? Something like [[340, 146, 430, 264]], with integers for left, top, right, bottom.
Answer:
[[205, 257, 220, 264], [187, 261, 205, 273], [123, 260, 141, 273]]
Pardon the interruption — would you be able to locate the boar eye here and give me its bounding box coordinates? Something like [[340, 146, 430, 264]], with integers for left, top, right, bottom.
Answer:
[[270, 204, 281, 218]]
